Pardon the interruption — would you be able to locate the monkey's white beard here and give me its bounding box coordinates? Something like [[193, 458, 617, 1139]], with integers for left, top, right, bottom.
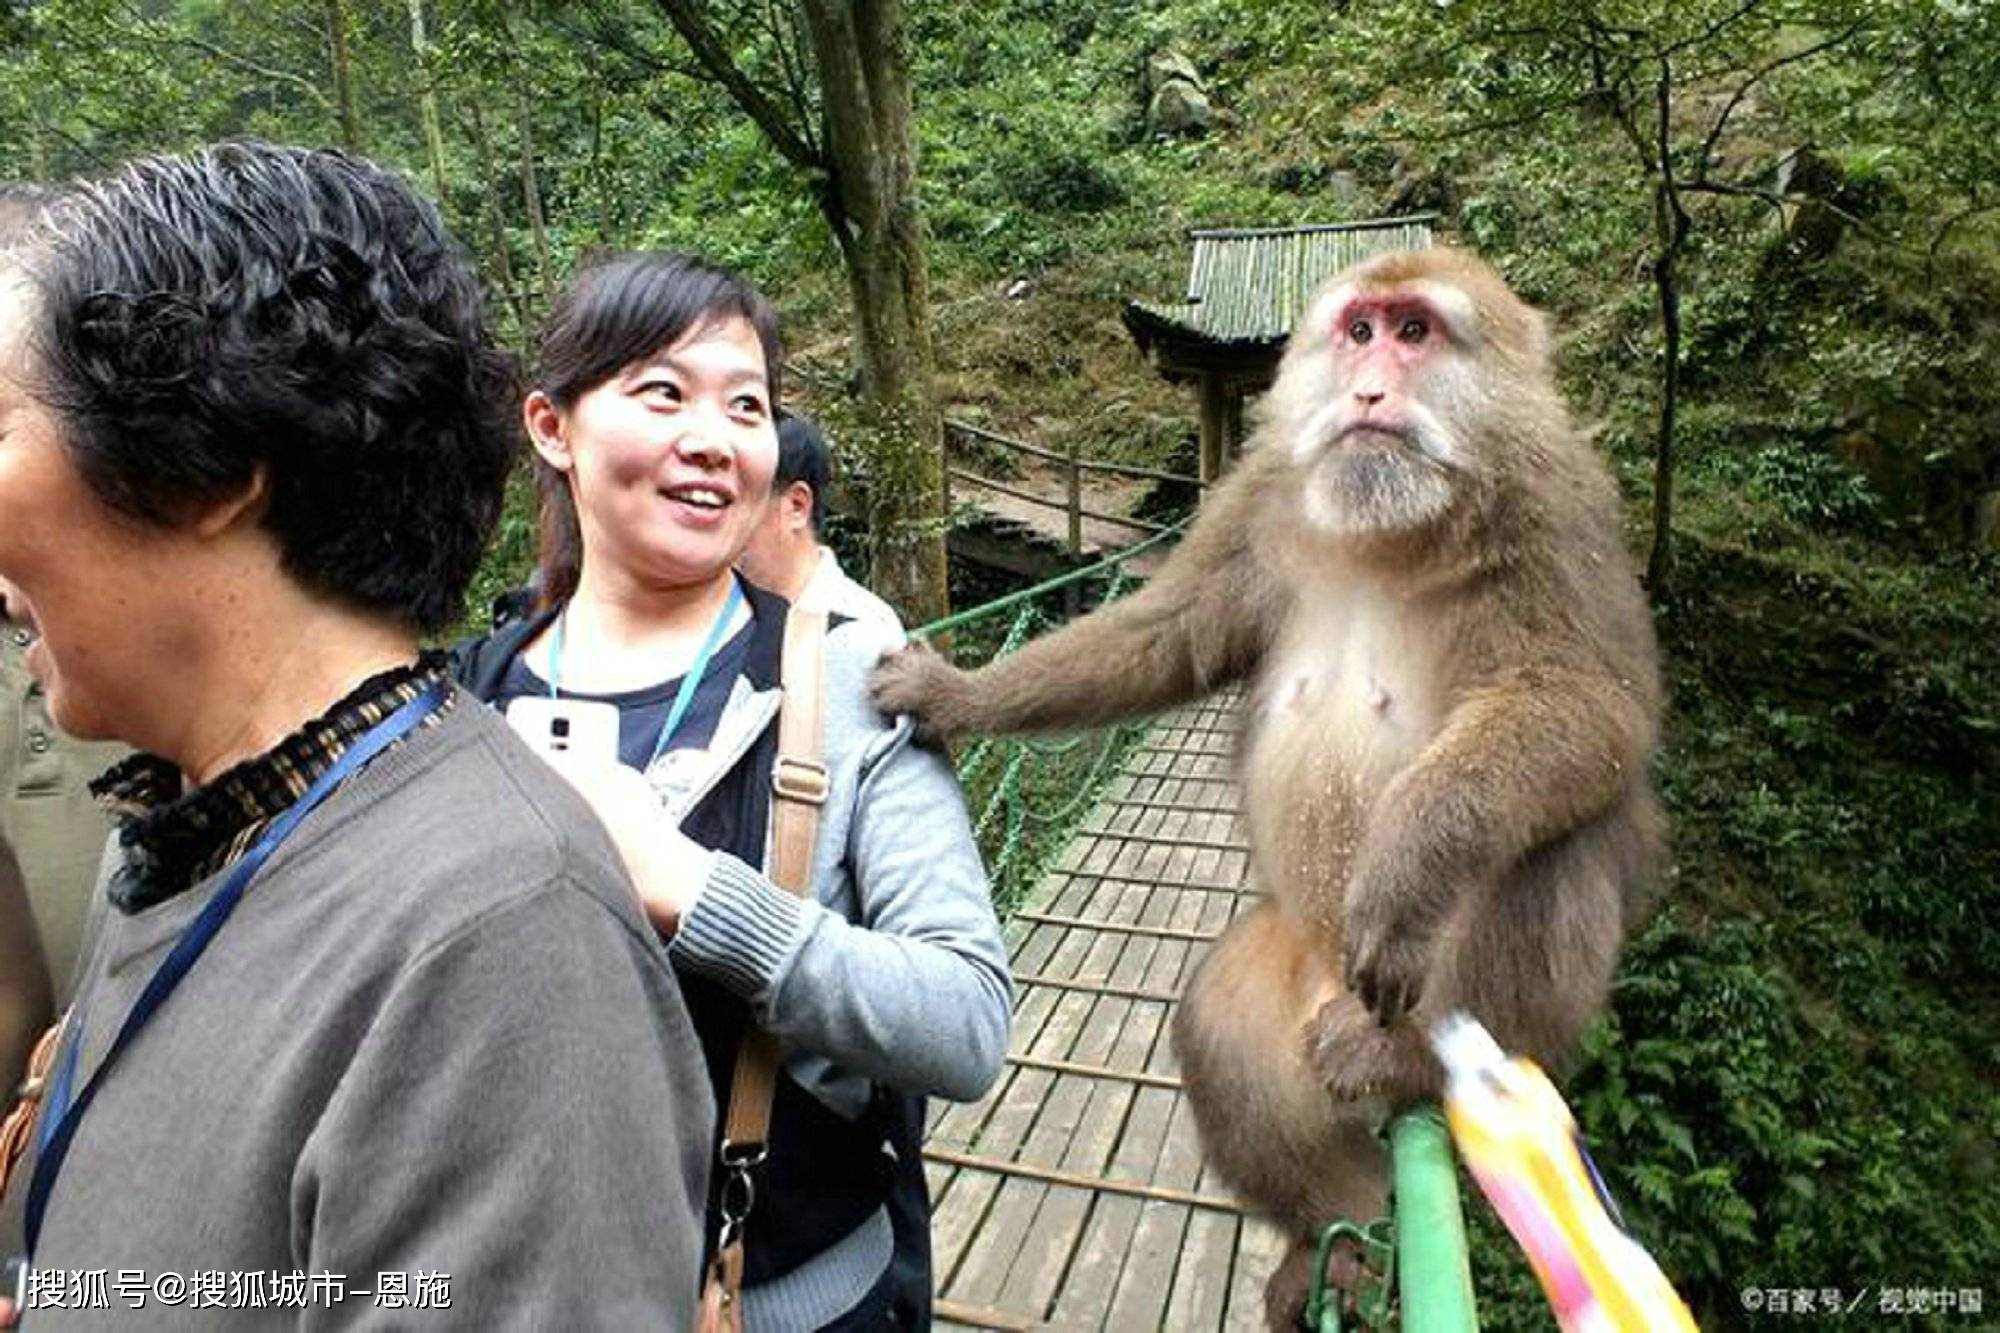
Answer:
[[1291, 400, 1462, 538]]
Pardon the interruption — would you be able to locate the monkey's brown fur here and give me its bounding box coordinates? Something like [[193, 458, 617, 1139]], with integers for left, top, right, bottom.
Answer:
[[873, 249, 1661, 1326]]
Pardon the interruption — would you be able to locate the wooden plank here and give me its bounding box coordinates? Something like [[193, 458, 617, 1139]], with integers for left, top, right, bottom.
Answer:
[[1004, 1053, 1182, 1090], [1169, 1207, 1243, 1329], [1062, 826, 1252, 856], [1226, 1218, 1292, 1328], [991, 896, 1171, 1314], [1102, 1198, 1192, 1329], [945, 884, 1158, 1309], [932, 1298, 1037, 1331], [931, 856, 1116, 1150], [924, 694, 1265, 1328], [1099, 796, 1242, 817], [1036, 867, 1254, 896], [1009, 911, 1220, 943], [1050, 1086, 1178, 1327], [931, 851, 1116, 1287], [929, 1168, 1003, 1297], [993, 1025, 1145, 1314], [1046, 853, 1216, 1324], [1010, 973, 1180, 1004]]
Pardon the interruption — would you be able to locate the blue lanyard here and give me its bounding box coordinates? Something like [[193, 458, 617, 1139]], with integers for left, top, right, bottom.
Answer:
[[546, 577, 744, 770], [23, 680, 449, 1258]]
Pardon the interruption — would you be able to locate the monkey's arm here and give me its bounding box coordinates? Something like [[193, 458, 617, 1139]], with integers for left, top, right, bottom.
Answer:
[[872, 453, 1288, 738], [1341, 666, 1657, 1019]]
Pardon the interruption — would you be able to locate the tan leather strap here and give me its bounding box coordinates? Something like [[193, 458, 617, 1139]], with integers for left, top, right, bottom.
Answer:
[[0, 1016, 65, 1206], [696, 1239, 746, 1333], [768, 607, 830, 906], [718, 606, 828, 1168]]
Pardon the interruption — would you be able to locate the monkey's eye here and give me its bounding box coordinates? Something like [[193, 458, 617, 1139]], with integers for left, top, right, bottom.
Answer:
[[1347, 318, 1373, 344], [1397, 317, 1429, 344]]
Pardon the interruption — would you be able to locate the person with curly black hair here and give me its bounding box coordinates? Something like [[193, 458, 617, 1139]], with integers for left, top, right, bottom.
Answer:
[[0, 144, 712, 1328]]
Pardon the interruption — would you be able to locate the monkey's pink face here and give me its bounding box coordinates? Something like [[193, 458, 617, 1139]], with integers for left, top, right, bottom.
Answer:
[[1281, 281, 1481, 538]]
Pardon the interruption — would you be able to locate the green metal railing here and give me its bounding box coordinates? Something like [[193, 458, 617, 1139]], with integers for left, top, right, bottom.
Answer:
[[917, 526, 1480, 1330], [1389, 1109, 1480, 1331]]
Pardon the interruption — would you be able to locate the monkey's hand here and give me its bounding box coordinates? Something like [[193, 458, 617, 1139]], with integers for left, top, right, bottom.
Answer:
[[1340, 859, 1441, 1026], [1341, 925, 1433, 1027], [870, 641, 974, 740]]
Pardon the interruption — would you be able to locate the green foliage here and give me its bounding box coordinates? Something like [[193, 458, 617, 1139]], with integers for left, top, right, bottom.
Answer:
[[454, 463, 540, 644], [1702, 444, 1885, 532]]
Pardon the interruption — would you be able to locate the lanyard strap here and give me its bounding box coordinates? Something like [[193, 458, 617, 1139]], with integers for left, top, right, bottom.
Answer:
[[23, 679, 449, 1258], [546, 577, 744, 770]]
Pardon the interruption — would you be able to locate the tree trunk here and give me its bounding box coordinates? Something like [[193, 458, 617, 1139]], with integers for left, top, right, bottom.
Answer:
[[323, 0, 362, 152], [799, 0, 948, 624], [409, 0, 450, 204], [1647, 180, 1689, 598], [515, 88, 555, 313], [1642, 56, 1693, 601], [468, 100, 528, 336], [589, 77, 613, 244], [26, 112, 47, 179]]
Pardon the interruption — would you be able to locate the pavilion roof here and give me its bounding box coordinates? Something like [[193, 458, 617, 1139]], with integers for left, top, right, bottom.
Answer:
[[1125, 216, 1436, 352]]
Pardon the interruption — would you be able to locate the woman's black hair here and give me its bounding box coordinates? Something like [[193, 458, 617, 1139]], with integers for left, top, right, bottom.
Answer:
[[530, 249, 783, 607], [19, 141, 517, 633]]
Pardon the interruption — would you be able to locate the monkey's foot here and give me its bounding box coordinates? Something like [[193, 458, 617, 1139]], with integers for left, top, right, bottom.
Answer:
[[1264, 1235, 1377, 1332], [1306, 996, 1441, 1106]]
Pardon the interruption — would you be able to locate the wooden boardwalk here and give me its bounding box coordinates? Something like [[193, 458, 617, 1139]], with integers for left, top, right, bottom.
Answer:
[[925, 693, 1287, 1330]]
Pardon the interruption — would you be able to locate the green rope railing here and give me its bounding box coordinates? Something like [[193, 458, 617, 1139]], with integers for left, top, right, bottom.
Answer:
[[910, 517, 1189, 641], [920, 519, 1479, 1330], [928, 556, 1154, 911]]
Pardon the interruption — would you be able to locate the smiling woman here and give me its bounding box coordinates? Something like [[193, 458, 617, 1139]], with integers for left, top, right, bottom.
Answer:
[[0, 144, 714, 1328], [452, 252, 1011, 1330]]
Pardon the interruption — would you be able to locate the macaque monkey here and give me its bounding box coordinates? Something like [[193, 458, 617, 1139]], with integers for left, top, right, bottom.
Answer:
[[872, 248, 1662, 1326]]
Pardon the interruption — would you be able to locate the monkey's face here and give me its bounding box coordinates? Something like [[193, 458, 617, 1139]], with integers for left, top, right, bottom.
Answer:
[[1273, 279, 1486, 540]]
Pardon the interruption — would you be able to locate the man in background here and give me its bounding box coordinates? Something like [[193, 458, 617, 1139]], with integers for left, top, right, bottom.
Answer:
[[0, 837, 48, 1109], [0, 186, 123, 1097], [0, 576, 123, 1002], [738, 412, 906, 633]]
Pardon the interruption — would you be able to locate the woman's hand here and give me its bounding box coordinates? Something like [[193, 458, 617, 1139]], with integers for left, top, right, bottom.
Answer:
[[545, 756, 713, 936]]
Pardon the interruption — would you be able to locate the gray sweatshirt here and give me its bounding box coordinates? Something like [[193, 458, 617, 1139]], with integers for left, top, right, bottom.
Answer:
[[0, 698, 712, 1330]]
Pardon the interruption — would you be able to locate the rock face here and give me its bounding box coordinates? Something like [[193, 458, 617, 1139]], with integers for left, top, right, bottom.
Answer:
[[1151, 80, 1213, 134], [1147, 50, 1201, 92], [1146, 50, 1212, 135]]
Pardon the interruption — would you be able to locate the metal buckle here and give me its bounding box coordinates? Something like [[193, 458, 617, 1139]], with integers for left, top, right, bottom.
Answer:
[[771, 756, 830, 806], [715, 1140, 769, 1250]]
